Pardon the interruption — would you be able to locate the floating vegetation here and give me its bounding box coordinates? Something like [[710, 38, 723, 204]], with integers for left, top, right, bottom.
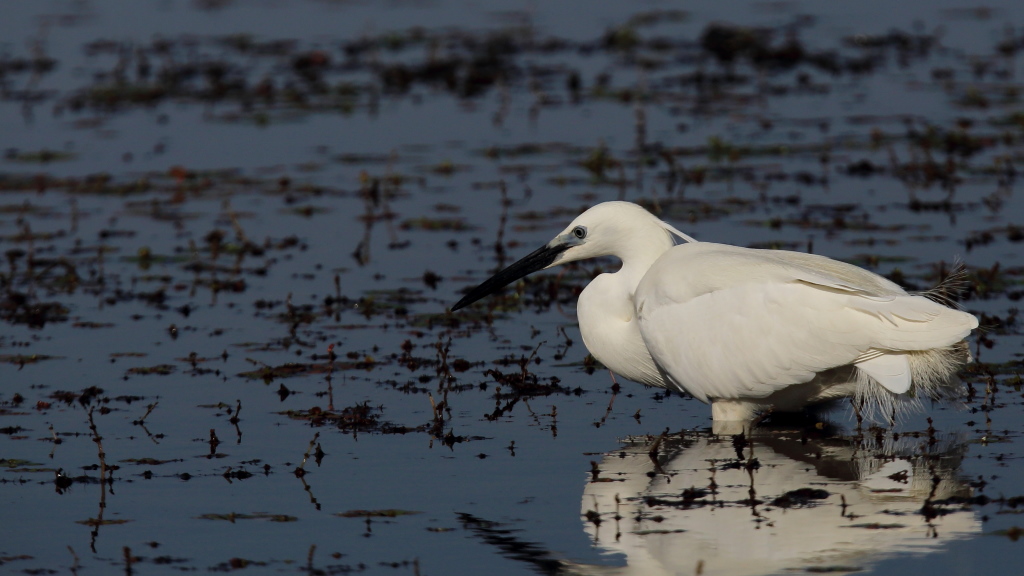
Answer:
[[5, 149, 76, 163], [2, 4, 1024, 576], [238, 362, 336, 383], [197, 513, 298, 523], [399, 217, 473, 232], [125, 364, 176, 376], [0, 354, 61, 366], [119, 457, 181, 466], [335, 509, 422, 518], [770, 488, 831, 508], [1, 458, 43, 469], [76, 518, 132, 527], [279, 402, 426, 435], [993, 527, 1024, 541]]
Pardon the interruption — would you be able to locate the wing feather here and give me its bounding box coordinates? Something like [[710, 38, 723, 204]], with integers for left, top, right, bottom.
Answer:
[[634, 243, 978, 402], [856, 354, 911, 394]]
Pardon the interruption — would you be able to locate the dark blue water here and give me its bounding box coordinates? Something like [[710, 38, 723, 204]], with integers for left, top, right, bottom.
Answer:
[[2, 1, 1023, 574]]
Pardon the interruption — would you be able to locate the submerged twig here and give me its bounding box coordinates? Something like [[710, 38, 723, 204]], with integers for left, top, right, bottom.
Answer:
[[647, 428, 669, 475], [87, 407, 110, 492], [68, 546, 80, 576], [123, 546, 134, 576], [230, 399, 243, 444], [86, 407, 113, 552], [295, 432, 320, 477], [593, 388, 617, 428], [208, 429, 220, 459], [133, 402, 158, 425]]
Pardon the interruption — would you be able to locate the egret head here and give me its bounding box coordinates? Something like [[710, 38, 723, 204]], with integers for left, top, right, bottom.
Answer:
[[451, 202, 694, 311]]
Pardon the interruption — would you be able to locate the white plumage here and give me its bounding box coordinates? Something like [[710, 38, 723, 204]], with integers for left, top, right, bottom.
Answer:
[[570, 432, 979, 576], [453, 201, 978, 422]]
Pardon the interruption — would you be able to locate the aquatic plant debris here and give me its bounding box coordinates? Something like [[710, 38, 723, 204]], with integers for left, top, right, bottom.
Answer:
[[335, 510, 423, 518], [1, 2, 1024, 575], [197, 513, 299, 523]]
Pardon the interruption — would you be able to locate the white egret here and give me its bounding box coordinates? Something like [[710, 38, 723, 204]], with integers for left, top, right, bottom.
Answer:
[[452, 201, 979, 422]]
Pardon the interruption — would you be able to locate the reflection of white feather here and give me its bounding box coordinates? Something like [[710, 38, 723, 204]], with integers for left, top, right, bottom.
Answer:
[[574, 431, 979, 576]]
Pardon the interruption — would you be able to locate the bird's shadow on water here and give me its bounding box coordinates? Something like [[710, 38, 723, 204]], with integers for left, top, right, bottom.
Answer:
[[462, 419, 978, 576]]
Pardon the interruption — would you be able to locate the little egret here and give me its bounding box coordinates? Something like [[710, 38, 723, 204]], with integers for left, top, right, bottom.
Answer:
[[452, 202, 979, 422]]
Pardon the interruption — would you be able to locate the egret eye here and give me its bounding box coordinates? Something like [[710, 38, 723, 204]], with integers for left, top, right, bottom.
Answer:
[[572, 226, 587, 240]]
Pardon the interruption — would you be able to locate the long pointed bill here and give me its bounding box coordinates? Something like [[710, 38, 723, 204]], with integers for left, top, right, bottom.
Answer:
[[451, 242, 570, 311]]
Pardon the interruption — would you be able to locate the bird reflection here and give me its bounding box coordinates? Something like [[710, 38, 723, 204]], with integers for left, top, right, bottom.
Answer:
[[576, 424, 978, 576]]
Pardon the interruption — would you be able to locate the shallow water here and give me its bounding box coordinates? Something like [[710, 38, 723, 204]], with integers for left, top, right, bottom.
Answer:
[[2, 1, 1023, 574]]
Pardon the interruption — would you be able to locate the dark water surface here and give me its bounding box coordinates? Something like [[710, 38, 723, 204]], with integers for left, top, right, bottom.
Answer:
[[2, 1, 1023, 574]]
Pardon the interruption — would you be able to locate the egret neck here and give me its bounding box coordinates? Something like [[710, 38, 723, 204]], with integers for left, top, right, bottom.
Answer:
[[574, 216, 679, 388]]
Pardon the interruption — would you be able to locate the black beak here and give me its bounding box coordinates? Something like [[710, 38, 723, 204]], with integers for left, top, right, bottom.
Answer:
[[451, 242, 570, 311]]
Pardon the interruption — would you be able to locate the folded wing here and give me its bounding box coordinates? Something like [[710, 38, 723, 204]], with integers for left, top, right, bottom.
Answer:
[[634, 244, 977, 402]]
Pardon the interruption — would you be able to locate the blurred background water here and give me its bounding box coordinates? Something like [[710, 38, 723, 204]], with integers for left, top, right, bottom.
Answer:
[[1, 1, 1023, 574]]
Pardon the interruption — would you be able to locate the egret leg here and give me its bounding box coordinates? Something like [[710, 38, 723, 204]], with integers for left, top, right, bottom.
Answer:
[[710, 400, 757, 422], [712, 418, 752, 436]]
